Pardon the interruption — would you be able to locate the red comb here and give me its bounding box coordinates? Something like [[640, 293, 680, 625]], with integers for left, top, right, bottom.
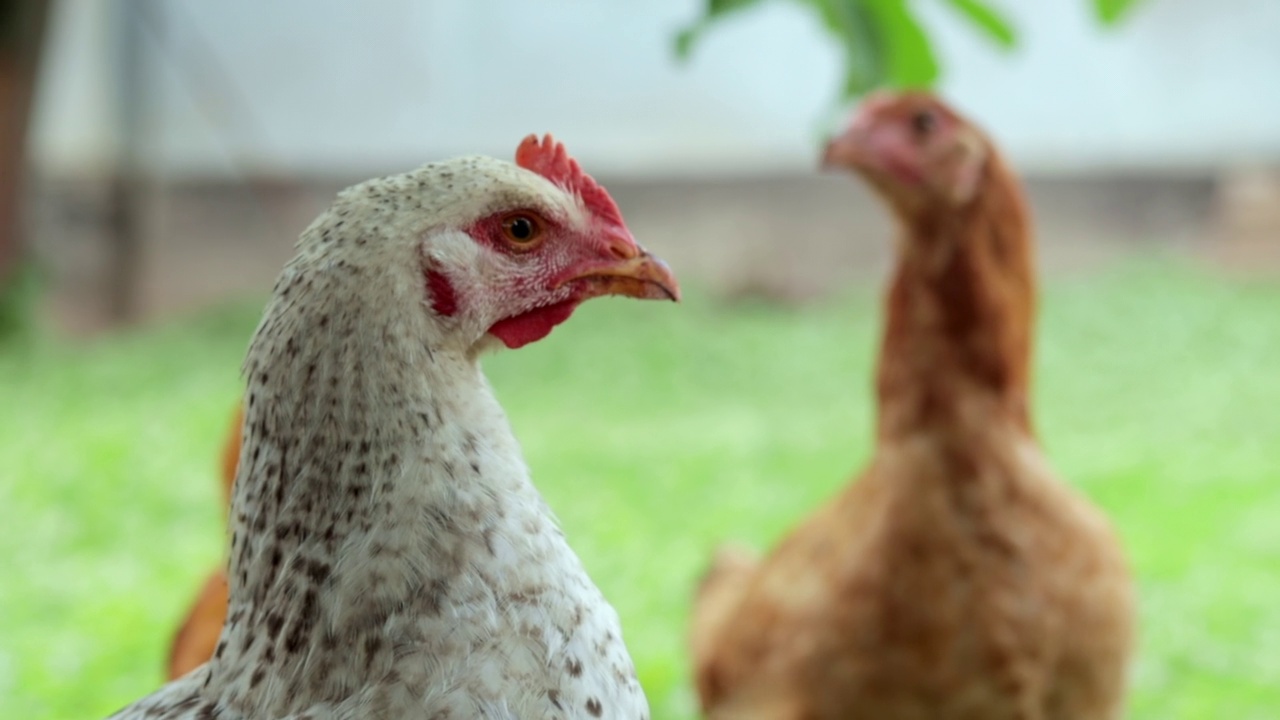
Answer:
[[515, 134, 624, 227]]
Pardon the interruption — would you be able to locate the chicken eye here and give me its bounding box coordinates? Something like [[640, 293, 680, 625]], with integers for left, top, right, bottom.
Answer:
[[501, 214, 542, 245], [910, 110, 936, 138]]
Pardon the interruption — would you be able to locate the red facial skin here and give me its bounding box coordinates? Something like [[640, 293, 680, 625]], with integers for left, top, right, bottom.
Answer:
[[426, 134, 679, 351], [467, 209, 677, 349]]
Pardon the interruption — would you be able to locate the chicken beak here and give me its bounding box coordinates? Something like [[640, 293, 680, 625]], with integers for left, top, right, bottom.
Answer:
[[823, 90, 898, 170], [560, 248, 681, 302], [821, 129, 866, 171]]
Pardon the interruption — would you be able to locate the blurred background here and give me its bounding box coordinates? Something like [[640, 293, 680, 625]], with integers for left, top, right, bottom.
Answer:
[[1, 0, 1277, 718]]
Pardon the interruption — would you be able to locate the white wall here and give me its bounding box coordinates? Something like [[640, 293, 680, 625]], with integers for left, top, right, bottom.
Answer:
[[28, 0, 1280, 178]]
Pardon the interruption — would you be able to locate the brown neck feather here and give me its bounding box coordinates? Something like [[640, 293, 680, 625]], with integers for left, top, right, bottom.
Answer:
[[874, 153, 1036, 441]]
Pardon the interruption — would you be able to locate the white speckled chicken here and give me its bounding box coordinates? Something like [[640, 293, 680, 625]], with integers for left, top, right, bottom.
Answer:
[[689, 92, 1134, 720], [109, 135, 678, 720]]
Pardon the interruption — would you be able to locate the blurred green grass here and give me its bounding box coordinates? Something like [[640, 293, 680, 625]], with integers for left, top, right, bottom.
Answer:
[[1, 259, 1278, 719]]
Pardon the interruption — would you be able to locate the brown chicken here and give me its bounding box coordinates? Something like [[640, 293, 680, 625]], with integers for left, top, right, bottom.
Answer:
[[165, 401, 242, 679], [689, 92, 1135, 720]]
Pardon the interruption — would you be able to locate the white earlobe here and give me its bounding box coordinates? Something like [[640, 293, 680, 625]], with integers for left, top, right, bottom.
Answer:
[[426, 229, 483, 268]]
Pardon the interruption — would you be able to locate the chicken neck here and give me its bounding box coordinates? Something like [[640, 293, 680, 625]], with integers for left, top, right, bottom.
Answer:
[[205, 266, 564, 711], [874, 169, 1036, 443]]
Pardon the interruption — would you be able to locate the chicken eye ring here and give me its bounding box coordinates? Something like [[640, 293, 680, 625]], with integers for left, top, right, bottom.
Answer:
[[501, 213, 545, 250], [910, 109, 937, 138]]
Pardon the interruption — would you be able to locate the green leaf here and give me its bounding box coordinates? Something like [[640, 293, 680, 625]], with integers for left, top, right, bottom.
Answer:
[[671, 0, 769, 61], [1093, 0, 1144, 25], [707, 0, 765, 13], [864, 0, 939, 90], [816, 0, 887, 100], [673, 25, 702, 60], [939, 0, 1018, 50]]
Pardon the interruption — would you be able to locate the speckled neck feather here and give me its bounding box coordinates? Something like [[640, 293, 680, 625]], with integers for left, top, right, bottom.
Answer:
[[220, 255, 472, 695]]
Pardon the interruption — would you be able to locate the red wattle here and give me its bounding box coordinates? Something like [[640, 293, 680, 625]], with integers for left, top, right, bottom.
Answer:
[[487, 300, 580, 349]]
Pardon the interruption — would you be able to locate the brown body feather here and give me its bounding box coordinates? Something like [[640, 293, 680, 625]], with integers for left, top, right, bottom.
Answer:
[[165, 402, 242, 680], [690, 93, 1134, 720]]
